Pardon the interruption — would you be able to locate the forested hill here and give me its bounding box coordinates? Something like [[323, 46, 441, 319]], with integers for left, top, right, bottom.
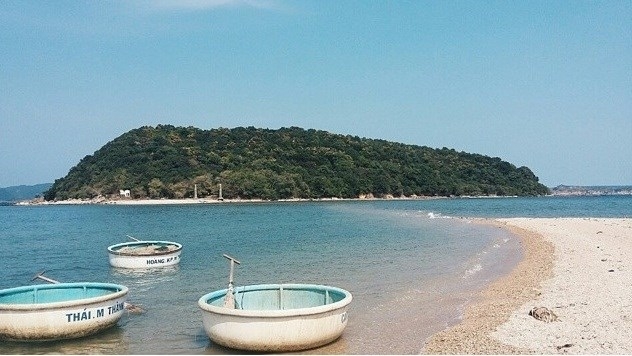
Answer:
[[44, 125, 549, 201], [0, 183, 52, 202]]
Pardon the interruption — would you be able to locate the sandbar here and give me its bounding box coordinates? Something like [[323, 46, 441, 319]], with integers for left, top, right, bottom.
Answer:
[[21, 195, 439, 206], [424, 218, 632, 354]]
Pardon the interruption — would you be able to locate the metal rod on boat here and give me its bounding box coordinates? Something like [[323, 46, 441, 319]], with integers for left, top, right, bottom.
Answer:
[[126, 235, 140, 242], [222, 254, 240, 309], [32, 271, 60, 284]]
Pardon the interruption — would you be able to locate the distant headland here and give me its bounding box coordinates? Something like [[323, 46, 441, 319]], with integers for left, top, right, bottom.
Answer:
[[549, 185, 632, 196], [0, 183, 51, 204]]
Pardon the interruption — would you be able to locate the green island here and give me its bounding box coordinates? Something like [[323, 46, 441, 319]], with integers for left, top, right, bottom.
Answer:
[[44, 125, 549, 201]]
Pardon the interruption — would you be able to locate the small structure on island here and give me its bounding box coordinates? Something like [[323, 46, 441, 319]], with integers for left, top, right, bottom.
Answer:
[[218, 184, 223, 201], [119, 189, 131, 198]]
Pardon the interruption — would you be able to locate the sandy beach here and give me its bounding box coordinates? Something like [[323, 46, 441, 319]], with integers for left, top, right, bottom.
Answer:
[[424, 218, 632, 354]]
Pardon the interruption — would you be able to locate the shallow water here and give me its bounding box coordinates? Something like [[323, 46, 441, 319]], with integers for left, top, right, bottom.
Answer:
[[0, 196, 628, 354]]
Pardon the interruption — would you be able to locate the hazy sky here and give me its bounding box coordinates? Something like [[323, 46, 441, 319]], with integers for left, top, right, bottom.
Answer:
[[1, 0, 630, 188]]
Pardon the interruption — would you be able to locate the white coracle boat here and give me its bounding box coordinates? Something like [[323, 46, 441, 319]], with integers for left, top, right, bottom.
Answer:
[[107, 235, 182, 269], [198, 255, 353, 352], [0, 281, 128, 341]]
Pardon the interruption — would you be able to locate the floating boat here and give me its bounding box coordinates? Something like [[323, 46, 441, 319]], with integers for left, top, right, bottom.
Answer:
[[107, 235, 182, 269], [0, 282, 128, 341], [198, 255, 352, 352]]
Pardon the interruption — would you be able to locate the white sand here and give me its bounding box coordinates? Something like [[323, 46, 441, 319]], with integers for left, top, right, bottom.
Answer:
[[425, 218, 632, 354], [492, 218, 632, 354], [23, 195, 439, 206], [27, 197, 263, 205]]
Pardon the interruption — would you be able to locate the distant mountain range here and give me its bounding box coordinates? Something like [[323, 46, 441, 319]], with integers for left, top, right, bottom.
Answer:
[[0, 183, 52, 202]]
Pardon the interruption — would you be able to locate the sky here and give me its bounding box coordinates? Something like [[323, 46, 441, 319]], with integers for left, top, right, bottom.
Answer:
[[1, 0, 630, 188]]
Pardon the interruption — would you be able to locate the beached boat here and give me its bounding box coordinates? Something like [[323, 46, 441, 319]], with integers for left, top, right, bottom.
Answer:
[[198, 255, 353, 352], [0, 282, 128, 341], [107, 236, 182, 269]]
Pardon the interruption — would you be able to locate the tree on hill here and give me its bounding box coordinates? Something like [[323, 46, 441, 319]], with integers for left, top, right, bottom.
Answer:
[[43, 125, 549, 201]]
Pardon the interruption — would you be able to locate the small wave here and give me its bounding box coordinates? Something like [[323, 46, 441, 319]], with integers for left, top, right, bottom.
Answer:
[[493, 237, 511, 248], [463, 263, 482, 278], [426, 211, 452, 219]]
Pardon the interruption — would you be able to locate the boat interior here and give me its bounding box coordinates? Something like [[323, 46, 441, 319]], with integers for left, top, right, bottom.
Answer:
[[205, 285, 348, 310], [0, 284, 123, 305]]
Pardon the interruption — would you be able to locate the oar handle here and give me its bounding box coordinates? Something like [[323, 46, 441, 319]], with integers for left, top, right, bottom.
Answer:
[[222, 254, 241, 265], [222, 254, 241, 309], [32, 271, 60, 284], [126, 235, 140, 242], [223, 254, 241, 285]]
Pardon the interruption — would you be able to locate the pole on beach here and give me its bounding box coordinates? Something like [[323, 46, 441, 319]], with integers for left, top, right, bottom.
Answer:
[[222, 254, 241, 308]]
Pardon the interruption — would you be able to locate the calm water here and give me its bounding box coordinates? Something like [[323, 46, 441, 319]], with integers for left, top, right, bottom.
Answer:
[[0, 196, 630, 354]]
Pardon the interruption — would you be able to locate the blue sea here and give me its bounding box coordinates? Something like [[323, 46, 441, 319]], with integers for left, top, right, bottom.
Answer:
[[0, 196, 630, 354]]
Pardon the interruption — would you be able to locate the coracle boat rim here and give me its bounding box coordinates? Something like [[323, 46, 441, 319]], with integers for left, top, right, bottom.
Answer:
[[198, 283, 352, 318], [107, 240, 182, 256], [0, 282, 128, 311]]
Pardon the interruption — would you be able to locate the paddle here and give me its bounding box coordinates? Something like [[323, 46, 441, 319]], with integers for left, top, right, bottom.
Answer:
[[32, 271, 145, 314], [31, 271, 60, 284], [222, 254, 241, 309], [126, 235, 141, 242]]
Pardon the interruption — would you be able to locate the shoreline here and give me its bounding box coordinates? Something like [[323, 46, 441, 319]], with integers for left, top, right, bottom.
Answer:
[[15, 195, 453, 206], [424, 218, 632, 354]]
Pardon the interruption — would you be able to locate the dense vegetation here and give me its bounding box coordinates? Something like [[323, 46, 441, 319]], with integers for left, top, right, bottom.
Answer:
[[43, 125, 549, 201]]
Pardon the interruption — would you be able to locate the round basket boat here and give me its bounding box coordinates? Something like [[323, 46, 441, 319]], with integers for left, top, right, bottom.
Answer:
[[0, 282, 128, 342], [198, 283, 352, 352], [107, 240, 182, 269]]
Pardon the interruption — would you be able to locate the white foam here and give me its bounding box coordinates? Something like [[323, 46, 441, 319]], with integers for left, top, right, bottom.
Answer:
[[426, 211, 452, 219], [463, 263, 483, 278]]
